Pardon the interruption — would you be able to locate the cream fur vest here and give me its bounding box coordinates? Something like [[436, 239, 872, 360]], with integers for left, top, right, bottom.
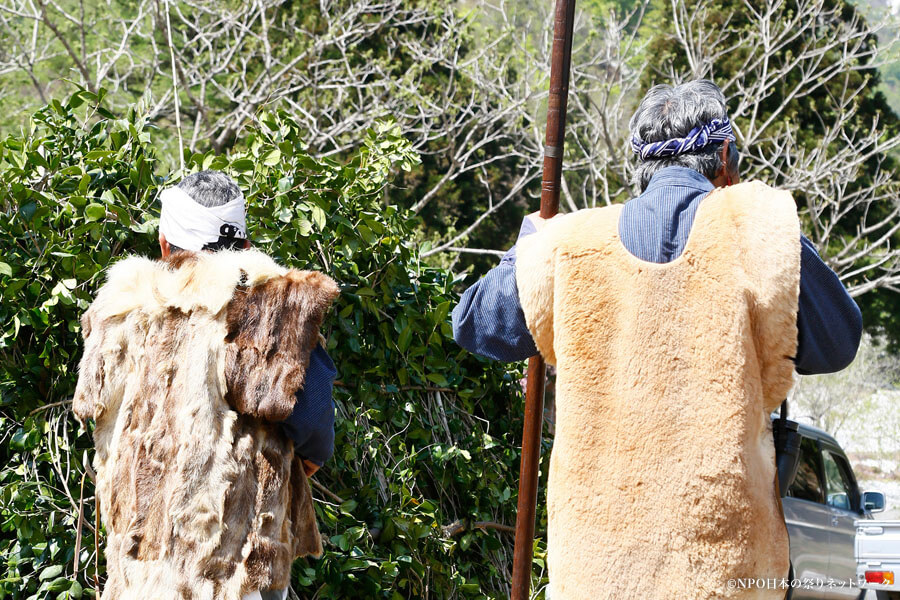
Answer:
[[515, 182, 800, 600], [73, 249, 339, 600]]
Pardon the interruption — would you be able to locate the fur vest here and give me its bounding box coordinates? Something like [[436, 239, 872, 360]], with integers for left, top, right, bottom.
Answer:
[[515, 182, 800, 600], [73, 249, 340, 599]]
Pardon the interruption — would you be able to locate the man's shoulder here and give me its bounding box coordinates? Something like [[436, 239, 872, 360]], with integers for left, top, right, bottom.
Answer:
[[710, 180, 794, 211], [540, 206, 619, 234], [87, 255, 161, 321], [89, 249, 337, 321], [523, 206, 621, 253], [695, 180, 797, 237]]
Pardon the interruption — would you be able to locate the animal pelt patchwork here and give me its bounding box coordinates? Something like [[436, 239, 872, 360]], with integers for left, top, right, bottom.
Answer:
[[73, 249, 340, 600], [515, 182, 800, 600]]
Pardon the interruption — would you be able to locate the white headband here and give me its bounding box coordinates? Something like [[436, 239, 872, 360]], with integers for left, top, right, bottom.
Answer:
[[158, 186, 246, 252]]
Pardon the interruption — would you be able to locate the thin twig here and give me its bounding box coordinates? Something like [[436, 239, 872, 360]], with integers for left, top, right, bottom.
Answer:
[[164, 0, 185, 172], [28, 398, 73, 415], [310, 478, 345, 504], [442, 519, 517, 537]]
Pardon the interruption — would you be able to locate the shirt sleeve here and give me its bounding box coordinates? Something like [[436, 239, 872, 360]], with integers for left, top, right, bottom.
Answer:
[[794, 236, 863, 375], [451, 217, 538, 362], [280, 344, 337, 466]]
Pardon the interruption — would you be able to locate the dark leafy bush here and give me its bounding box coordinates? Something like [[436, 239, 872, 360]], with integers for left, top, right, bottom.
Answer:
[[0, 91, 551, 599]]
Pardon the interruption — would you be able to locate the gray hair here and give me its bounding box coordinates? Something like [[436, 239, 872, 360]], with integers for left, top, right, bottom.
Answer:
[[177, 170, 243, 208], [629, 80, 739, 192]]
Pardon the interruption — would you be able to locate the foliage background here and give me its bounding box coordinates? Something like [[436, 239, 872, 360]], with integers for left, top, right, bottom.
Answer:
[[0, 93, 548, 599]]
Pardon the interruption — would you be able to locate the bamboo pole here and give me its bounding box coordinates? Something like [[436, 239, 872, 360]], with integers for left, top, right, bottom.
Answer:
[[510, 1, 576, 599]]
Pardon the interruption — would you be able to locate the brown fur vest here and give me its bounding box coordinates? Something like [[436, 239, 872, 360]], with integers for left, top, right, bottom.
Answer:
[[73, 249, 339, 599], [515, 182, 800, 600]]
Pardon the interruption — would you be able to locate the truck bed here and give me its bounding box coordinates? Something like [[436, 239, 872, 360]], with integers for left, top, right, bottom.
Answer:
[[857, 520, 900, 595]]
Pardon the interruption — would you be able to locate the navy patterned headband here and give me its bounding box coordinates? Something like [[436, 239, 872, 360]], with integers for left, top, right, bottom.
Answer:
[[631, 117, 735, 160]]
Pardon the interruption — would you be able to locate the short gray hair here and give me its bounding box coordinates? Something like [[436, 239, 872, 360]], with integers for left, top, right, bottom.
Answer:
[[177, 170, 243, 208], [629, 80, 739, 192]]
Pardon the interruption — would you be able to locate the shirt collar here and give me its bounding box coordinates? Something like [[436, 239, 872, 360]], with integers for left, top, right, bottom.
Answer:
[[645, 166, 715, 193]]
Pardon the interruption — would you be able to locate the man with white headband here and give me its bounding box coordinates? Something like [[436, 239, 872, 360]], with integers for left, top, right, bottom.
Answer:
[[75, 170, 338, 600], [452, 80, 862, 598], [159, 170, 337, 480], [163, 171, 336, 600]]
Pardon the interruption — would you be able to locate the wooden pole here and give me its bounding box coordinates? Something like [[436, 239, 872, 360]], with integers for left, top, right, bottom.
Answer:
[[510, 1, 576, 599]]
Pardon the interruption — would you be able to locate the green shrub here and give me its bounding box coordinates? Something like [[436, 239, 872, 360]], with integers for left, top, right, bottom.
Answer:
[[0, 90, 551, 599]]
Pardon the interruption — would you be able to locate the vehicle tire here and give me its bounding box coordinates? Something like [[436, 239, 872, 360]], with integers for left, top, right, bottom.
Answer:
[[874, 591, 900, 600]]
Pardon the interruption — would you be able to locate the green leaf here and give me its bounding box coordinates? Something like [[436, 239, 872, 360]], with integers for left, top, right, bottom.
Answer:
[[295, 219, 313, 236], [262, 149, 281, 166], [83, 150, 113, 161], [9, 428, 28, 452], [231, 158, 255, 172], [39, 565, 63, 581], [425, 373, 449, 387], [433, 301, 451, 324], [46, 576, 69, 592], [0, 262, 11, 277], [84, 204, 106, 221], [397, 326, 413, 353], [276, 208, 292, 223], [311, 206, 327, 230], [357, 224, 376, 245], [68, 90, 90, 109]]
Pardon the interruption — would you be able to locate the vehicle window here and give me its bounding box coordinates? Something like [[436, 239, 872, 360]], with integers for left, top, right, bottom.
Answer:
[[823, 450, 856, 512], [787, 437, 825, 503]]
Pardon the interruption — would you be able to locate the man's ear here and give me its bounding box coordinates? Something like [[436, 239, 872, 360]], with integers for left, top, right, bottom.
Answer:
[[159, 233, 171, 258], [719, 143, 730, 181], [720, 142, 740, 186], [709, 142, 736, 188], [243, 239, 251, 249]]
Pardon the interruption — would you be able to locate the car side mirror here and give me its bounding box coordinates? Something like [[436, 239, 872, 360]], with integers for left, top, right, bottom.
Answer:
[[862, 491, 886, 513]]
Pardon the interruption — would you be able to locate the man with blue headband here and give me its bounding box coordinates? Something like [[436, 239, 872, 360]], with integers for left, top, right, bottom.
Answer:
[[451, 80, 862, 599], [453, 78, 860, 373]]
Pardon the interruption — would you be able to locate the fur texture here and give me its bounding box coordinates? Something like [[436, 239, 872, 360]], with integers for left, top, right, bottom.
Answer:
[[515, 182, 800, 600], [73, 249, 339, 599]]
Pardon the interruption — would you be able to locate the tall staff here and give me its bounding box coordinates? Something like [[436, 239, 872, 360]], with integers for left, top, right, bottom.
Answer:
[[510, 1, 576, 599]]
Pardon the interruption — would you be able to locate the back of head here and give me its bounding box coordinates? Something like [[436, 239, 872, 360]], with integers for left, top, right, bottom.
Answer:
[[629, 79, 739, 192], [160, 170, 248, 253], [177, 170, 243, 210]]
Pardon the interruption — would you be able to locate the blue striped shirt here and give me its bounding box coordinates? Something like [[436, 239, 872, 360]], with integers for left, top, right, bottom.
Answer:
[[452, 167, 862, 374]]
